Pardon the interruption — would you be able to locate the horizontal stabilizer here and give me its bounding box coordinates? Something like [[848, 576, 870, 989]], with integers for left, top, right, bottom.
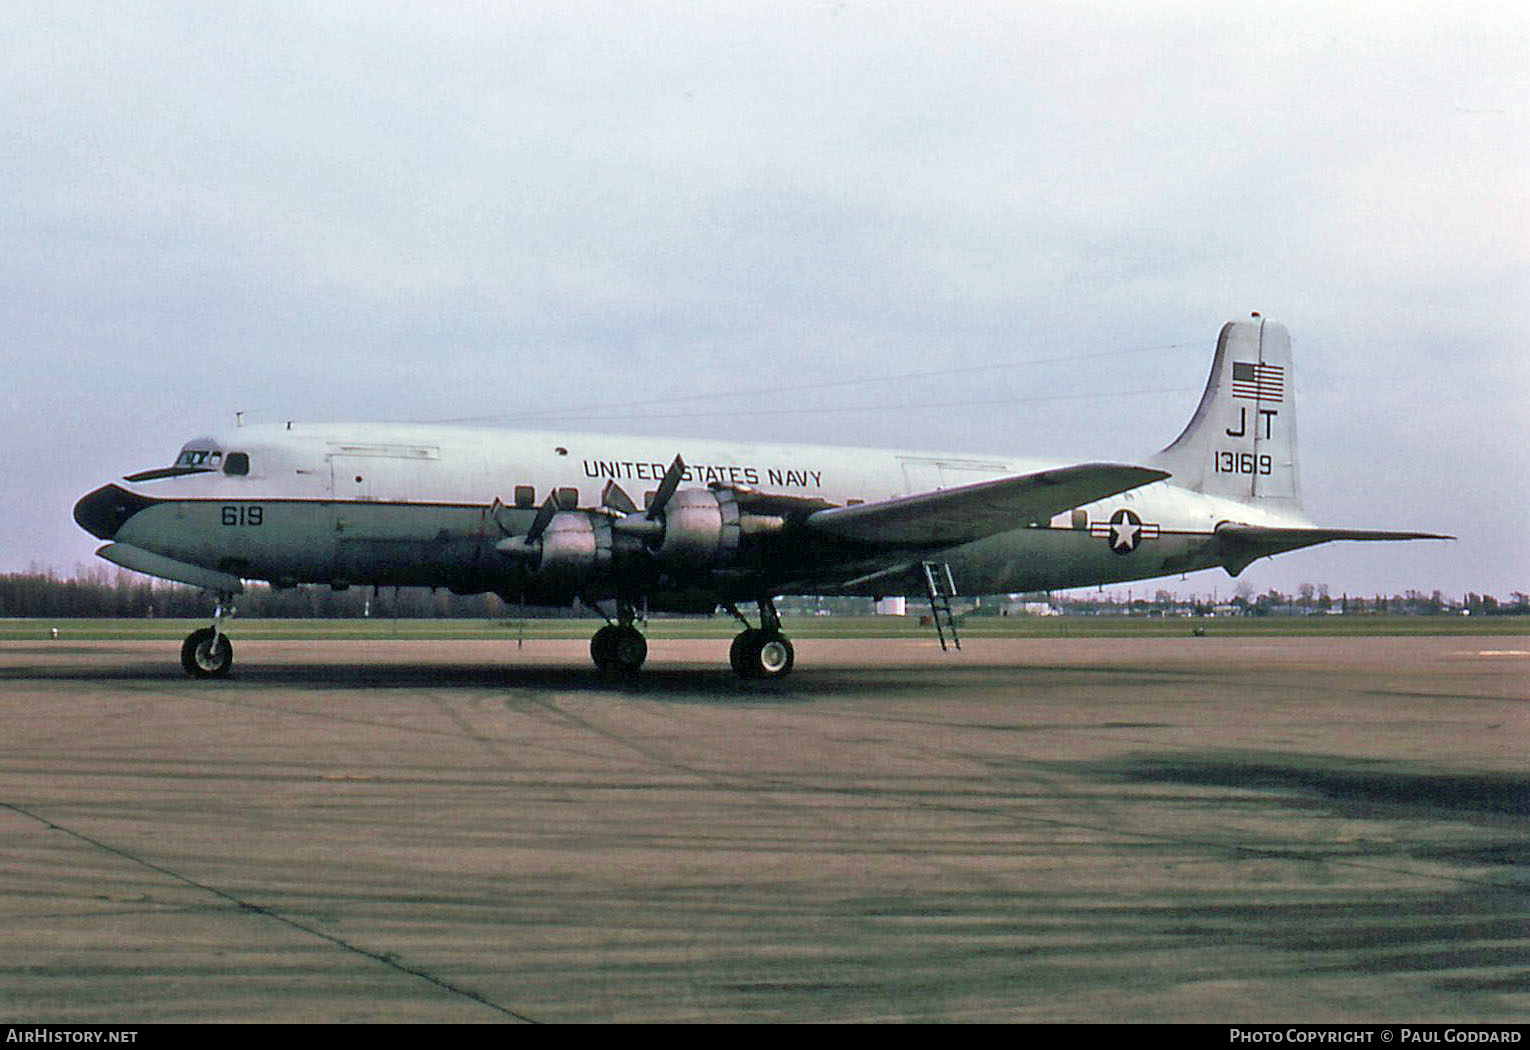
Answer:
[[1216, 523, 1453, 545], [805, 464, 1169, 547], [1214, 522, 1453, 575], [97, 542, 246, 594]]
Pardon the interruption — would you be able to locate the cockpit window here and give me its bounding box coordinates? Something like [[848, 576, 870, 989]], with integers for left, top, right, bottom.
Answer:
[[125, 443, 233, 483], [128, 448, 223, 482], [224, 452, 250, 476]]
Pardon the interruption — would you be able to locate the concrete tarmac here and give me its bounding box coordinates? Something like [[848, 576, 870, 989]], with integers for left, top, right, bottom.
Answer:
[[0, 634, 1526, 1023]]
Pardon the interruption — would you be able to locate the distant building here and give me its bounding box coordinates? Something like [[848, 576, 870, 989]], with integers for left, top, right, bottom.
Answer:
[[1002, 593, 1061, 616]]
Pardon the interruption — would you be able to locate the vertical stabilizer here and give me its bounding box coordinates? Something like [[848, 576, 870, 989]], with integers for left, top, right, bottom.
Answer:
[[1149, 316, 1303, 515]]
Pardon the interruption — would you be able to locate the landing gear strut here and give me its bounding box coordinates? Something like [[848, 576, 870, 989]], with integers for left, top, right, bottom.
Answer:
[[727, 597, 794, 680], [590, 599, 647, 675], [181, 594, 235, 678]]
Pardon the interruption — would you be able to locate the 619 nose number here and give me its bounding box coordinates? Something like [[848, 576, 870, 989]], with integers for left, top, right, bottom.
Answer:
[[220, 505, 263, 526]]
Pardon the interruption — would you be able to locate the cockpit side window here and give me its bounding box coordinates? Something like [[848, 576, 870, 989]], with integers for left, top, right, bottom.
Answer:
[[224, 452, 250, 476]]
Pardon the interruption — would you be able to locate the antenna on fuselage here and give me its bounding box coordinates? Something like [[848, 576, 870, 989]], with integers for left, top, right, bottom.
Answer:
[[235, 411, 244, 428]]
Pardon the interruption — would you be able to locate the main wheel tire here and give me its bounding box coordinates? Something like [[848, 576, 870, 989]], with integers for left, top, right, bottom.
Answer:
[[730, 629, 763, 676], [611, 625, 647, 671], [590, 625, 620, 671], [180, 628, 233, 678], [730, 629, 793, 679], [592, 624, 647, 673]]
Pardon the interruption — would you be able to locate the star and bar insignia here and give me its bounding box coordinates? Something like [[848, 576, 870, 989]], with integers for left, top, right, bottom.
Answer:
[[1089, 508, 1161, 554]]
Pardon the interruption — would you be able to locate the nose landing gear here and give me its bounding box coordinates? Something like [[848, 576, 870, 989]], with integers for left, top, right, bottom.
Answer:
[[181, 595, 236, 678]]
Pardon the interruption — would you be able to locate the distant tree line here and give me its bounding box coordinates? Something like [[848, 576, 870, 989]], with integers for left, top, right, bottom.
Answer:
[[2, 569, 1525, 620], [1031, 587, 1529, 618], [0, 568, 509, 619]]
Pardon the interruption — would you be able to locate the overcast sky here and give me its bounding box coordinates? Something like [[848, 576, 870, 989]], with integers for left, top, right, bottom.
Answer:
[[3, 2, 1526, 598]]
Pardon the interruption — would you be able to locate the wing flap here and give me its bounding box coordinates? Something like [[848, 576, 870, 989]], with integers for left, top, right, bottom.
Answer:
[[804, 463, 1169, 547]]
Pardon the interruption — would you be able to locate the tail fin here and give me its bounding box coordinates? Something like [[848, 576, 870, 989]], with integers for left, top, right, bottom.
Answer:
[[1149, 315, 1303, 516]]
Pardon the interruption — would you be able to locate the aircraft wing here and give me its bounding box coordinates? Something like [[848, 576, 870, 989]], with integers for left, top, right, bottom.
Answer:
[[803, 463, 1169, 547]]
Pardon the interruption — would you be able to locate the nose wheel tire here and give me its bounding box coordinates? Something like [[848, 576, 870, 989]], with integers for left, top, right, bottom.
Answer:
[[180, 628, 233, 678], [730, 629, 794, 679], [591, 624, 647, 674]]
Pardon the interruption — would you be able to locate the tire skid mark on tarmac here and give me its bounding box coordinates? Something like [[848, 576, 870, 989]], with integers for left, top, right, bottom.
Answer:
[[500, 687, 1525, 898], [495, 689, 1024, 1016], [40, 669, 1521, 896], [436, 691, 1530, 1016], [506, 690, 1010, 868], [0, 798, 541, 1023], [8, 650, 1528, 1017]]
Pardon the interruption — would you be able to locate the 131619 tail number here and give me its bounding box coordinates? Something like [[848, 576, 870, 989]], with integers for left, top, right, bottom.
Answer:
[[1215, 451, 1272, 475]]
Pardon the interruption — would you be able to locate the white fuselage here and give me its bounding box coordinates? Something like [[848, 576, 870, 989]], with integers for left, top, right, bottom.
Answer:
[[91, 421, 1304, 606]]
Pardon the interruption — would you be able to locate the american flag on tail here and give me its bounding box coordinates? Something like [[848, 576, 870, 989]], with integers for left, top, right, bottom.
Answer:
[[1231, 361, 1284, 402]]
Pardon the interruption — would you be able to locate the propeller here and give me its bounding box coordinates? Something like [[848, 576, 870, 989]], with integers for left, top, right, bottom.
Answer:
[[647, 455, 686, 519], [496, 491, 561, 559], [611, 455, 686, 542], [498, 454, 693, 559]]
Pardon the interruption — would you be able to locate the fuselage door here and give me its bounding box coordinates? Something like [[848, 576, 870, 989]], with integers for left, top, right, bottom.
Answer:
[[328, 454, 373, 503], [899, 457, 1011, 495], [900, 458, 946, 495]]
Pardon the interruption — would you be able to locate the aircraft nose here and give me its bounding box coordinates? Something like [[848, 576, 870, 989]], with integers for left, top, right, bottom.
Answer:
[[73, 484, 154, 540]]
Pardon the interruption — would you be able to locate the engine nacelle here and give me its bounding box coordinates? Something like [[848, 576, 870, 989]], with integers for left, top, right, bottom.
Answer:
[[497, 511, 611, 589], [500, 487, 755, 600], [646, 488, 741, 568]]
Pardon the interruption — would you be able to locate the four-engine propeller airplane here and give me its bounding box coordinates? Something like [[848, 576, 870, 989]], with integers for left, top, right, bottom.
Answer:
[[74, 316, 1448, 679]]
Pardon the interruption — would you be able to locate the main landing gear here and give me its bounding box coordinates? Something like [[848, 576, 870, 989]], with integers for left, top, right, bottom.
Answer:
[[587, 597, 796, 679], [726, 598, 795, 680], [181, 594, 235, 678], [589, 600, 648, 675]]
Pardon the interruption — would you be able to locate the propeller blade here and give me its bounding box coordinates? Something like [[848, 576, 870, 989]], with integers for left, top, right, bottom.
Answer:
[[524, 493, 559, 543], [487, 497, 513, 536], [647, 455, 687, 520], [601, 480, 638, 515]]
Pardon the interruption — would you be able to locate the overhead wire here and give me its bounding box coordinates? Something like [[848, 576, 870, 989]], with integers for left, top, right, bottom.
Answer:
[[419, 339, 1200, 425], [506, 385, 1201, 424]]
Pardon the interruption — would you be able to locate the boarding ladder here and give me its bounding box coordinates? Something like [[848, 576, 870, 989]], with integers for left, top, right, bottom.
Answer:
[[921, 561, 962, 652]]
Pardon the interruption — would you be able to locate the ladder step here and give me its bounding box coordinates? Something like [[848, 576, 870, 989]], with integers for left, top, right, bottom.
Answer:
[[922, 560, 958, 597]]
